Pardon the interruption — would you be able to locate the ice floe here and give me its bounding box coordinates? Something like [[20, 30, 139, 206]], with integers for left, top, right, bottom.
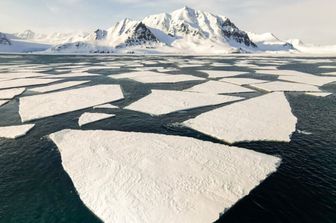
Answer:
[[184, 92, 297, 144], [109, 71, 204, 84], [43, 72, 100, 79], [0, 100, 9, 107], [78, 112, 115, 126], [19, 85, 124, 122], [0, 124, 35, 139], [0, 72, 49, 80], [201, 70, 246, 78], [49, 129, 280, 223], [184, 80, 254, 94], [279, 74, 336, 87], [305, 92, 332, 97], [250, 81, 320, 92], [0, 88, 25, 99], [93, 104, 119, 109], [30, 81, 89, 93], [126, 90, 242, 115], [0, 78, 61, 90], [220, 78, 268, 86]]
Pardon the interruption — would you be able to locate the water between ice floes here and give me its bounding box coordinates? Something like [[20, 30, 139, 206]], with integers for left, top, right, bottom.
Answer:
[[0, 54, 336, 223]]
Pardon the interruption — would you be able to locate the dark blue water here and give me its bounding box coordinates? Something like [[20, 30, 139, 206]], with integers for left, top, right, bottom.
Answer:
[[0, 55, 336, 223]]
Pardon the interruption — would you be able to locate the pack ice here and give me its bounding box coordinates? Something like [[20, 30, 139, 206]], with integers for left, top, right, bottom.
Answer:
[[184, 92, 297, 144], [125, 90, 242, 115], [19, 85, 124, 122], [0, 124, 35, 139], [109, 71, 204, 84], [0, 88, 25, 99], [78, 112, 115, 126], [49, 129, 280, 223], [184, 80, 254, 94], [30, 81, 89, 93]]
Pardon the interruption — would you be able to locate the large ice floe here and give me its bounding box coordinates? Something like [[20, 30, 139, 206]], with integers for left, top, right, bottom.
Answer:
[[0, 100, 9, 107], [279, 74, 336, 87], [184, 80, 254, 94], [201, 70, 246, 78], [49, 129, 280, 223], [30, 81, 89, 93], [0, 72, 49, 80], [0, 78, 61, 90], [125, 90, 242, 116], [19, 85, 124, 122], [42, 72, 100, 79], [78, 112, 115, 126], [109, 71, 204, 84], [0, 88, 25, 99], [0, 124, 35, 139], [183, 92, 297, 144], [250, 81, 320, 92], [220, 78, 268, 86]]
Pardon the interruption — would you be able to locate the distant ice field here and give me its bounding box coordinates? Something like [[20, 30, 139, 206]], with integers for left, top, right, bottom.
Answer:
[[0, 55, 335, 223]]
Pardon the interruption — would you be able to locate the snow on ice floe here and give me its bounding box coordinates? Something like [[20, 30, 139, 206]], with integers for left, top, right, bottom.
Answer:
[[184, 80, 254, 94], [30, 81, 89, 93], [109, 71, 204, 84], [49, 129, 280, 223], [201, 70, 246, 78], [0, 100, 9, 107], [125, 90, 242, 116], [93, 104, 119, 109], [183, 92, 297, 144], [42, 72, 100, 79], [250, 81, 320, 92], [279, 74, 336, 87], [78, 112, 115, 126], [0, 88, 25, 99], [305, 92, 332, 97], [0, 72, 49, 80], [0, 124, 35, 139], [19, 85, 124, 122], [220, 78, 268, 86], [322, 72, 336, 76], [0, 78, 62, 90]]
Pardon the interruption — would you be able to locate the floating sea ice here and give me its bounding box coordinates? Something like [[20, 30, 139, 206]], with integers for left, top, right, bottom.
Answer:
[[93, 104, 119, 109], [0, 100, 9, 107], [49, 129, 280, 223], [183, 92, 297, 144], [109, 71, 204, 84], [210, 62, 231, 67], [177, 64, 204, 68], [305, 92, 332, 97], [0, 124, 35, 139], [254, 70, 311, 76], [184, 80, 254, 94], [78, 112, 115, 126], [126, 90, 242, 116], [319, 65, 336, 69], [19, 85, 124, 122], [0, 88, 25, 99], [201, 70, 246, 78], [0, 78, 61, 90], [0, 72, 49, 80], [43, 72, 100, 79], [30, 81, 89, 93], [279, 74, 336, 87], [322, 72, 336, 76], [220, 78, 268, 86], [250, 81, 320, 92]]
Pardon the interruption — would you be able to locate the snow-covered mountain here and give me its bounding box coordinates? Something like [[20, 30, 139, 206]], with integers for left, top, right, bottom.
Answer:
[[247, 32, 294, 52], [1, 6, 335, 54], [50, 7, 258, 54]]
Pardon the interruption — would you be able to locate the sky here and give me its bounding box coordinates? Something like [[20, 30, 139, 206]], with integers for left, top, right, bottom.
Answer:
[[0, 0, 335, 45]]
